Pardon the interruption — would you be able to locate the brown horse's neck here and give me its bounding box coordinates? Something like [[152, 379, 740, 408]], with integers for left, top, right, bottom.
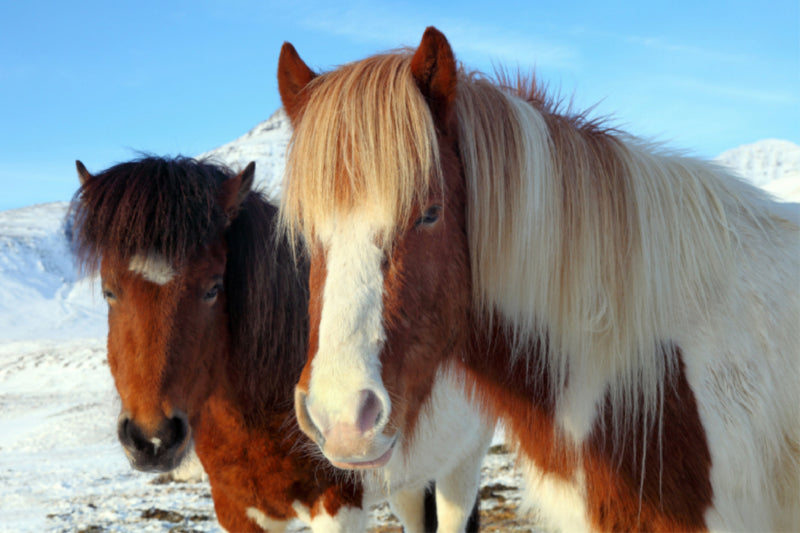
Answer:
[[214, 327, 300, 428], [220, 196, 309, 428], [461, 319, 712, 532]]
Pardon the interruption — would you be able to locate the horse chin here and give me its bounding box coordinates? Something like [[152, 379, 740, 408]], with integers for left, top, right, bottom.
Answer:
[[322, 434, 397, 471]]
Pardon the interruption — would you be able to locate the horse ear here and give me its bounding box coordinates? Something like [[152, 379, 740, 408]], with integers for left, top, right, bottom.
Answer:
[[278, 42, 316, 125], [220, 161, 256, 221], [76, 160, 93, 186], [410, 26, 458, 128]]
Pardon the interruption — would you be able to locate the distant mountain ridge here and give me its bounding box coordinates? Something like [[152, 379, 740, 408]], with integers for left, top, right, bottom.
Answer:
[[716, 139, 800, 201], [716, 139, 800, 188]]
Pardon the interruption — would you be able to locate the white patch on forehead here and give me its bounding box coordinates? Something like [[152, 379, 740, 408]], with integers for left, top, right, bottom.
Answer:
[[129, 252, 176, 285], [309, 214, 390, 425]]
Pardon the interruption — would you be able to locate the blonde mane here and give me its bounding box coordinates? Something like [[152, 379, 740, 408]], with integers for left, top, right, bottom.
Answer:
[[281, 51, 441, 248], [456, 69, 784, 435], [281, 49, 785, 435]]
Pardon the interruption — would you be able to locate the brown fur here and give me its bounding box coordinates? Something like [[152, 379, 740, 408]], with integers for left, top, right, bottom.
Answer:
[[71, 157, 361, 531], [464, 328, 711, 531]]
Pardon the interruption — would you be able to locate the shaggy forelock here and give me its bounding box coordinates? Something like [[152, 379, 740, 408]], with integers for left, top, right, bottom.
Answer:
[[69, 156, 232, 275]]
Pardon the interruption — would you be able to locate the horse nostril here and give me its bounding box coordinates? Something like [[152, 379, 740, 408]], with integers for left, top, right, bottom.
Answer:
[[165, 415, 188, 449], [117, 415, 151, 453], [356, 389, 384, 434]]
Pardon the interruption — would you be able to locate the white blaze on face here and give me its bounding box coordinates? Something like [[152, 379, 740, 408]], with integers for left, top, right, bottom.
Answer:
[[129, 252, 177, 285], [309, 213, 391, 431]]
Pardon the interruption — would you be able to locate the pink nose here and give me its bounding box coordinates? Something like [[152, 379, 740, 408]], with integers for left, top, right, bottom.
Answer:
[[308, 389, 383, 438], [295, 388, 388, 456]]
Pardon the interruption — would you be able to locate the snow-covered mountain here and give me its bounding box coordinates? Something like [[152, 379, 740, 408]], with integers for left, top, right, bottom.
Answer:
[[0, 118, 797, 532], [717, 139, 800, 190], [0, 203, 107, 343], [198, 108, 292, 201], [717, 139, 800, 202]]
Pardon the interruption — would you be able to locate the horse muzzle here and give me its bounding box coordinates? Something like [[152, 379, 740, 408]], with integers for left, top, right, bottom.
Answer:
[[295, 387, 397, 470], [117, 411, 191, 473]]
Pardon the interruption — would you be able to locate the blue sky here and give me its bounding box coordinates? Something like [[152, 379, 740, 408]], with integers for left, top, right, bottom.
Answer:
[[1, 0, 797, 211]]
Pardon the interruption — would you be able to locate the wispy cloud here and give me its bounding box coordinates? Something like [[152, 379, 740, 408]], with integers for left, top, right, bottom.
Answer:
[[624, 34, 754, 64], [569, 26, 755, 64], [670, 77, 798, 105], [297, 3, 578, 71]]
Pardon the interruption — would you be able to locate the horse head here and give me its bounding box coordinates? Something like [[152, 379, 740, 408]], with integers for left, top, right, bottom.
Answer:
[[278, 28, 473, 469], [73, 158, 255, 472]]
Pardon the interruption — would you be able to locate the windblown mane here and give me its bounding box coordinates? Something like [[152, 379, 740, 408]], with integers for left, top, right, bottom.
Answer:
[[281, 50, 787, 437], [70, 156, 307, 419]]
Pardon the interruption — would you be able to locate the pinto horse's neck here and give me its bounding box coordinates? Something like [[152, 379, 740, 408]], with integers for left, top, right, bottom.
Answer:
[[461, 322, 712, 532]]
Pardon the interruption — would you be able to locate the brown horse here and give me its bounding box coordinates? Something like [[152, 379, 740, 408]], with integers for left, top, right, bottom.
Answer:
[[70, 156, 366, 531], [277, 27, 800, 532], [69, 156, 484, 532]]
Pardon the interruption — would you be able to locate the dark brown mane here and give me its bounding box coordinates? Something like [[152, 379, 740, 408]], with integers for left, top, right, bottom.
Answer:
[[69, 156, 307, 420], [70, 156, 231, 276], [225, 193, 308, 417]]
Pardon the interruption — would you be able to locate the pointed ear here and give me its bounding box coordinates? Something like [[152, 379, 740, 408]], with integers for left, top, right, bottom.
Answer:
[[278, 42, 316, 125], [410, 27, 458, 128], [76, 160, 93, 186], [220, 161, 256, 221]]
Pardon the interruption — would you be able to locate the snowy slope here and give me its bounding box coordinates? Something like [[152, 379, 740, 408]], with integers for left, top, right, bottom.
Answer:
[[198, 108, 292, 201], [716, 138, 800, 202], [0, 123, 797, 532], [0, 202, 106, 342]]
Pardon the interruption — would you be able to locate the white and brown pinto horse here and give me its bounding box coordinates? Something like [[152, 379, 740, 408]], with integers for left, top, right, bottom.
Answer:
[[277, 27, 800, 532]]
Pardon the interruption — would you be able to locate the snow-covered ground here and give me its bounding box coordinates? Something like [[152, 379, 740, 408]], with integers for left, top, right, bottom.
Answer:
[[0, 113, 797, 532]]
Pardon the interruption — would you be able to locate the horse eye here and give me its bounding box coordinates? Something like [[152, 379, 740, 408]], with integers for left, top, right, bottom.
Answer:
[[203, 282, 223, 303], [102, 289, 116, 302], [415, 205, 442, 227]]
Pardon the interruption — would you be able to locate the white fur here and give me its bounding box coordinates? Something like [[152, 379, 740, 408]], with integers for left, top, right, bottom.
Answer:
[[521, 459, 590, 532], [677, 198, 800, 531], [246, 502, 367, 533], [386, 488, 427, 533], [129, 252, 176, 285], [154, 445, 208, 483], [362, 365, 494, 533], [300, 502, 368, 533], [246, 507, 288, 532], [309, 213, 393, 459]]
